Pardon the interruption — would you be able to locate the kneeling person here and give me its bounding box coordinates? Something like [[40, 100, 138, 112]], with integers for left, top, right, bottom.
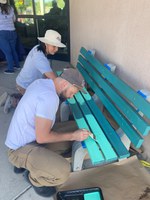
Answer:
[[5, 68, 90, 197]]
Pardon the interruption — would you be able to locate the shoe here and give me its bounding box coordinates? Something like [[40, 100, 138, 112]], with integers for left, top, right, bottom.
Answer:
[[14, 66, 21, 70], [23, 170, 30, 184], [23, 170, 56, 197], [3, 95, 13, 113], [0, 92, 8, 107], [33, 185, 56, 197], [14, 166, 26, 174], [4, 70, 14, 74]]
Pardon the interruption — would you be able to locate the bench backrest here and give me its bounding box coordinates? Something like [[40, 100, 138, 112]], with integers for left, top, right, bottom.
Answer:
[[68, 47, 150, 165]]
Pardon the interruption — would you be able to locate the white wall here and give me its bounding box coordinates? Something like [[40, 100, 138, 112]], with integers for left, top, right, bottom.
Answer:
[[70, 0, 150, 91]]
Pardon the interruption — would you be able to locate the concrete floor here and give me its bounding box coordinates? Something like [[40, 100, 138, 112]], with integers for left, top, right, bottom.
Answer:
[[0, 60, 69, 200]]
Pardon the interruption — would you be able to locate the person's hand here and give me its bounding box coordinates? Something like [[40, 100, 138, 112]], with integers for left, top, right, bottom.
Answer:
[[72, 129, 91, 141]]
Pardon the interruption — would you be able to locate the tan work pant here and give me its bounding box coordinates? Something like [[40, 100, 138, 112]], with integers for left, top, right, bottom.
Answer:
[[7, 121, 78, 187]]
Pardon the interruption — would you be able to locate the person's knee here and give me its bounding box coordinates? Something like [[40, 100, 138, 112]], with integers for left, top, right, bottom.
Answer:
[[27, 148, 71, 186], [29, 160, 71, 187], [46, 159, 71, 185], [55, 160, 71, 183]]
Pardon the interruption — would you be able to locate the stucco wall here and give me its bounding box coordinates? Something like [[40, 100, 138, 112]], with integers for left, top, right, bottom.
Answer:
[[70, 0, 150, 91]]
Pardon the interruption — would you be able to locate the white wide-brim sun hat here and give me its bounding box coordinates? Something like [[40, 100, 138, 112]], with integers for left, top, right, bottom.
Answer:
[[38, 30, 66, 48], [0, 0, 7, 4]]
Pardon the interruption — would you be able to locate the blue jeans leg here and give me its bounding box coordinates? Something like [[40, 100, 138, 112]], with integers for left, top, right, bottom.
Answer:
[[9, 31, 20, 67], [0, 31, 19, 71]]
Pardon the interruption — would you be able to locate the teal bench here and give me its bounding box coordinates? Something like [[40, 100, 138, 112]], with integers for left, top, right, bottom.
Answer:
[[64, 47, 150, 171]]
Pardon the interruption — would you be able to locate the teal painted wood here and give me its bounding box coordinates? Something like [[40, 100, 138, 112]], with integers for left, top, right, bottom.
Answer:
[[77, 62, 144, 148], [56, 71, 62, 76], [80, 47, 150, 120], [74, 92, 118, 161], [68, 97, 105, 164], [80, 89, 130, 159], [78, 55, 150, 136]]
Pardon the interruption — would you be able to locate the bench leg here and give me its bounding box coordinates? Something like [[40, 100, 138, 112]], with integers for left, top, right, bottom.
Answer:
[[60, 101, 71, 122], [116, 127, 131, 161], [116, 127, 131, 151], [71, 141, 87, 171], [140, 134, 150, 162], [92, 94, 103, 111]]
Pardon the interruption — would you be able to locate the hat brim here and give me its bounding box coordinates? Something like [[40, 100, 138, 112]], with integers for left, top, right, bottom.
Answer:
[[38, 37, 66, 48], [73, 84, 87, 94]]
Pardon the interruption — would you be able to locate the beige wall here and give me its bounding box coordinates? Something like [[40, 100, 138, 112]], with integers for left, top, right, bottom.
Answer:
[[70, 0, 150, 91]]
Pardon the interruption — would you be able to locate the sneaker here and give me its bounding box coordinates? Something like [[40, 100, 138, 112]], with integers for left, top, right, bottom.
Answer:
[[33, 185, 56, 197], [14, 66, 21, 70], [14, 166, 26, 174], [4, 70, 14, 74], [3, 95, 13, 113], [0, 92, 8, 107], [23, 170, 56, 197], [23, 170, 30, 184]]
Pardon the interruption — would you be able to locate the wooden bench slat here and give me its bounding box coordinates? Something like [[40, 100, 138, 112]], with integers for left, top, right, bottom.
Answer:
[[56, 71, 62, 76], [74, 92, 118, 161], [68, 97, 105, 165], [78, 55, 150, 136], [60, 47, 150, 170], [80, 47, 150, 120], [80, 89, 130, 159], [77, 62, 144, 148]]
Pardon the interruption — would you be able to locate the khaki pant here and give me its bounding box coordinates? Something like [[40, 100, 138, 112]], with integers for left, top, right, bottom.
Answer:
[[8, 121, 78, 187]]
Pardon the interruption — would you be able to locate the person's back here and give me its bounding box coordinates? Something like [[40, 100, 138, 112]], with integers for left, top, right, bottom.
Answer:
[[5, 78, 59, 150], [16, 45, 52, 90]]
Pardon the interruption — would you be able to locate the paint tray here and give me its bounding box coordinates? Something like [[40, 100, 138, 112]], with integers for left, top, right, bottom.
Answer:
[[57, 187, 104, 200]]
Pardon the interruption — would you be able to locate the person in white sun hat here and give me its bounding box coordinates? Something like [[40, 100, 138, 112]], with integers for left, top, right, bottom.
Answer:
[[2, 29, 66, 113], [16, 29, 66, 93]]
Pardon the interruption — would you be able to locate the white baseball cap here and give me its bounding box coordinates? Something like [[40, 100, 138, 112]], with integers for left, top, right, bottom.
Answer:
[[38, 30, 66, 48], [0, 0, 7, 4]]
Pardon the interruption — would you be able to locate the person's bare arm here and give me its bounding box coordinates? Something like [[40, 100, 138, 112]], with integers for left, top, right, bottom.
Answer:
[[44, 71, 57, 80], [35, 116, 90, 144]]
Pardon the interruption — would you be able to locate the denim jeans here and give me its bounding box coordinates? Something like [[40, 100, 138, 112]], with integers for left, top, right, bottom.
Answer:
[[0, 30, 19, 71]]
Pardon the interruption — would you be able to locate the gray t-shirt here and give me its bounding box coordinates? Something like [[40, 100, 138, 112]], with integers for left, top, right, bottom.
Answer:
[[5, 79, 59, 150], [16, 45, 52, 89]]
